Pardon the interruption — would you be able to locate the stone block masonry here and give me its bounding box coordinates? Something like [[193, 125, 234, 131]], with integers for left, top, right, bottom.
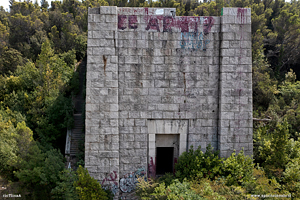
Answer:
[[86, 6, 252, 197]]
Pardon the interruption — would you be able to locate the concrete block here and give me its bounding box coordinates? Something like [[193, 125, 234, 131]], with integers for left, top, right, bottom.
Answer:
[[222, 32, 235, 40], [100, 6, 117, 15], [106, 14, 117, 23], [89, 8, 100, 14]]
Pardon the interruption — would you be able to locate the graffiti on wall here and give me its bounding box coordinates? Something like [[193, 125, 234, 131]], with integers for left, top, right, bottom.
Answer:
[[118, 15, 138, 30], [237, 8, 247, 24], [148, 157, 156, 178], [102, 171, 118, 195], [119, 167, 146, 193], [173, 158, 178, 174], [118, 14, 215, 34], [180, 32, 210, 50]]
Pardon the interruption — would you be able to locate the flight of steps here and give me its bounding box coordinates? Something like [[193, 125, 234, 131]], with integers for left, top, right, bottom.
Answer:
[[70, 114, 84, 156], [65, 59, 86, 169]]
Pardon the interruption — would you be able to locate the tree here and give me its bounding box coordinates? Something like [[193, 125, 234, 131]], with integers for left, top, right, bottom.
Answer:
[[74, 166, 108, 200], [41, 0, 49, 10], [0, 47, 25, 75]]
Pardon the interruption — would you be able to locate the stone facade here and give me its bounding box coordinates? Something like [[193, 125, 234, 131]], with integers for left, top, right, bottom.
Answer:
[[85, 6, 252, 197]]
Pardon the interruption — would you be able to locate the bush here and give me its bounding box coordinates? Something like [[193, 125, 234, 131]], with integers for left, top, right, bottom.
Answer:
[[136, 177, 159, 199], [136, 178, 205, 200], [190, 179, 226, 200], [222, 149, 254, 186], [256, 122, 290, 170], [15, 147, 65, 199], [247, 167, 288, 196], [151, 179, 205, 200], [283, 157, 300, 198], [73, 165, 108, 200], [51, 169, 79, 200], [175, 145, 223, 181], [158, 173, 175, 186], [206, 179, 250, 200]]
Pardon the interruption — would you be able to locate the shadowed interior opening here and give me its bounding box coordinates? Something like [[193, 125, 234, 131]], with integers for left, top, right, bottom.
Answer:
[[156, 147, 174, 175]]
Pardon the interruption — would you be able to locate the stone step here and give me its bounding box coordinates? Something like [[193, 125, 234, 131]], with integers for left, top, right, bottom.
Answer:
[[73, 126, 83, 130], [72, 131, 83, 134]]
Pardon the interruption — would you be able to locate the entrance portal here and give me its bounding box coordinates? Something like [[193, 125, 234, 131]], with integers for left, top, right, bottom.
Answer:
[[156, 147, 174, 175], [147, 120, 188, 177]]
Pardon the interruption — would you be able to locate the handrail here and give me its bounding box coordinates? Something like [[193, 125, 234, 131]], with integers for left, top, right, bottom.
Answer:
[[65, 129, 71, 155]]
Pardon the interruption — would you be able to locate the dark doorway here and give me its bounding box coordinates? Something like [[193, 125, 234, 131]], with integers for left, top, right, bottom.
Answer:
[[156, 147, 174, 175]]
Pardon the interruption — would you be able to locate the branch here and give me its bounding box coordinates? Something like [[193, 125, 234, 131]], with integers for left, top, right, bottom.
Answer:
[[253, 118, 272, 122]]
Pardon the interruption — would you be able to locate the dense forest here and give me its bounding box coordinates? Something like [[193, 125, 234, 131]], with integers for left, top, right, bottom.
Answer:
[[1, 0, 300, 199]]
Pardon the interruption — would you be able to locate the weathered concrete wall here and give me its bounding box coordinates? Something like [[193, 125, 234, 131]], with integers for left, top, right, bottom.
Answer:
[[219, 8, 252, 157], [85, 6, 252, 197]]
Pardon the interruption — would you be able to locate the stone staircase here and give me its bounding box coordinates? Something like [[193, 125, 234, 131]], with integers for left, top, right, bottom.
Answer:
[[70, 114, 84, 156], [65, 59, 86, 169]]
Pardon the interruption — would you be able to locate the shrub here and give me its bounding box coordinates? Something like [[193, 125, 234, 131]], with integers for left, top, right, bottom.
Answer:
[[158, 173, 175, 186], [222, 149, 254, 186], [283, 157, 300, 198], [136, 178, 205, 200], [51, 169, 79, 200], [247, 167, 288, 196], [136, 177, 159, 199], [175, 144, 223, 181], [151, 179, 205, 200], [255, 122, 290, 170], [207, 179, 250, 200], [14, 147, 65, 199], [73, 165, 108, 200], [191, 179, 226, 200]]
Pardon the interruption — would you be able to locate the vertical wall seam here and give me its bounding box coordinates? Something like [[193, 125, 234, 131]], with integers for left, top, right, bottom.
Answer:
[[217, 15, 222, 152]]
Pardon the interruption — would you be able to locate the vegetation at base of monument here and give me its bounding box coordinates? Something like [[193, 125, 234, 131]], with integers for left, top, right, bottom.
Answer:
[[136, 146, 292, 199], [136, 178, 206, 200], [1, 0, 300, 198], [174, 145, 223, 181], [173, 145, 254, 186]]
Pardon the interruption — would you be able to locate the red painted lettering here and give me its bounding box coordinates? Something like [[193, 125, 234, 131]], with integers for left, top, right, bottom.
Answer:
[[128, 15, 138, 29], [163, 16, 173, 32], [203, 16, 215, 35], [146, 17, 160, 32], [118, 15, 127, 30]]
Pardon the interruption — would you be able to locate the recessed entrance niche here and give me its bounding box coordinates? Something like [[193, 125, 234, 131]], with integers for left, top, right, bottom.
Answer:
[[156, 134, 179, 175], [156, 147, 174, 175], [148, 120, 188, 176]]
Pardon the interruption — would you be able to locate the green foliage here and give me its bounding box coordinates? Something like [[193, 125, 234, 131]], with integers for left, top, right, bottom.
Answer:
[[191, 179, 227, 200], [74, 165, 108, 200], [0, 47, 25, 75], [74, 34, 87, 61], [14, 146, 65, 199], [158, 173, 175, 186], [76, 134, 85, 168], [146, 179, 205, 200], [255, 121, 290, 171], [0, 109, 31, 180], [136, 177, 159, 199], [0, 19, 9, 51], [222, 149, 254, 186], [283, 157, 300, 198], [175, 145, 223, 181], [51, 169, 79, 200], [175, 145, 254, 186], [0, 40, 76, 148], [252, 53, 277, 112], [248, 167, 289, 197]]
